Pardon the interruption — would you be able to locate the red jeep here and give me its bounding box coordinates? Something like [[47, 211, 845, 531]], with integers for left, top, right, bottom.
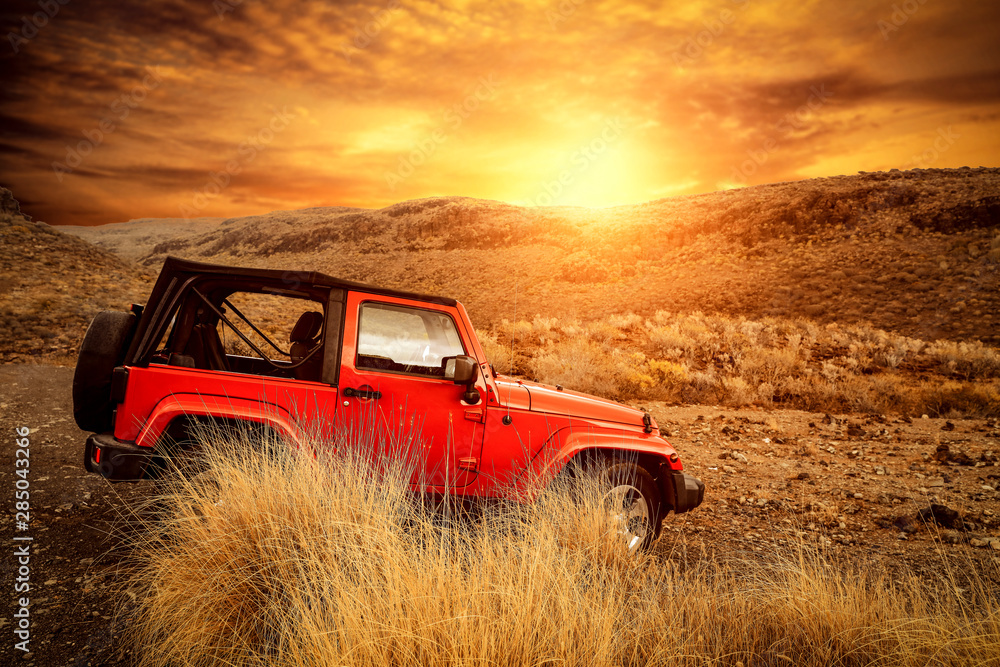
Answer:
[[74, 257, 703, 549]]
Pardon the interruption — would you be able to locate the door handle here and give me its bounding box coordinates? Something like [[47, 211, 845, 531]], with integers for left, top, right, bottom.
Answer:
[[343, 387, 382, 400]]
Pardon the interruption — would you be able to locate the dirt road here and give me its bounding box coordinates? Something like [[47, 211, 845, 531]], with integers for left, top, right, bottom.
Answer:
[[1, 364, 147, 666]]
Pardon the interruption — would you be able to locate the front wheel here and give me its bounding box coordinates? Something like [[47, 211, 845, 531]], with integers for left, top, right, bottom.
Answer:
[[600, 461, 662, 552]]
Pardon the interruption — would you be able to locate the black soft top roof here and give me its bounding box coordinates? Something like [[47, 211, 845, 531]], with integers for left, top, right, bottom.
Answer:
[[155, 256, 457, 307]]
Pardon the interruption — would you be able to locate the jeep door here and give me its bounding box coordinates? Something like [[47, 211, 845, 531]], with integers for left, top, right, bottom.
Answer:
[[336, 292, 486, 490]]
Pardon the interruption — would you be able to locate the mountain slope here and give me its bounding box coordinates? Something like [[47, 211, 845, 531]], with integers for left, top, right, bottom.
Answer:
[[1, 190, 150, 361], [60, 168, 999, 343]]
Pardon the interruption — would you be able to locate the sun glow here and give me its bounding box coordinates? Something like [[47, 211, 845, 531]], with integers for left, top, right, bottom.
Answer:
[[513, 131, 663, 208]]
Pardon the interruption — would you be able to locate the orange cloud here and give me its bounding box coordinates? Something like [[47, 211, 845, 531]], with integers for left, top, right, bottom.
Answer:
[[1, 0, 998, 225]]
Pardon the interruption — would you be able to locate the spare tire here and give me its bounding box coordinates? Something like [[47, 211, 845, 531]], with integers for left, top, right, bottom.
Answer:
[[73, 311, 137, 432]]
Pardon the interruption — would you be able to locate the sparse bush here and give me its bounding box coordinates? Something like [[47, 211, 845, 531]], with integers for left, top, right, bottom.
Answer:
[[477, 330, 512, 373], [530, 337, 619, 398], [920, 381, 1000, 418], [482, 310, 1000, 416], [988, 235, 1000, 263], [722, 376, 756, 406], [740, 346, 800, 386], [926, 340, 1000, 379]]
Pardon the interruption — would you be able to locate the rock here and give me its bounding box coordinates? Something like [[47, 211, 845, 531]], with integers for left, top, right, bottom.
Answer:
[[991, 540, 1000, 551], [1, 187, 29, 219], [918, 504, 964, 529], [970, 538, 988, 547], [847, 423, 866, 437], [79, 558, 94, 567], [951, 451, 973, 466], [932, 443, 973, 465], [732, 452, 749, 464], [893, 515, 919, 534], [796, 472, 810, 481], [722, 465, 736, 474]]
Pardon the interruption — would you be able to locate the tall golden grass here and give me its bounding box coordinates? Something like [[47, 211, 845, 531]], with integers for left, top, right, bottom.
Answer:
[[123, 428, 1000, 667]]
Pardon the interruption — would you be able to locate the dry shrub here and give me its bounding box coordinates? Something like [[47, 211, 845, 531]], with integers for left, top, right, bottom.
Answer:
[[530, 337, 619, 398], [586, 319, 625, 343], [920, 381, 1000, 418], [477, 330, 512, 373], [838, 374, 911, 414], [618, 354, 690, 401], [926, 340, 1000, 379], [125, 429, 1000, 667], [606, 312, 642, 330], [988, 234, 1000, 263], [722, 376, 756, 406], [486, 311, 1000, 416], [739, 346, 800, 386]]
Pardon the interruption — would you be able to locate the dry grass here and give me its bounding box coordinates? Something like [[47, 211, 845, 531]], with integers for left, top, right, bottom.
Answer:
[[484, 311, 1000, 417], [124, 428, 1000, 667]]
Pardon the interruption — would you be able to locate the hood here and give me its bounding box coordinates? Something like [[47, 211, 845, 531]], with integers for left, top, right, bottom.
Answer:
[[497, 377, 648, 428]]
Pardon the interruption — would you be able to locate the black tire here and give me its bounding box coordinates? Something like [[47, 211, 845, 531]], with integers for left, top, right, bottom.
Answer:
[[600, 460, 663, 552], [73, 310, 137, 432]]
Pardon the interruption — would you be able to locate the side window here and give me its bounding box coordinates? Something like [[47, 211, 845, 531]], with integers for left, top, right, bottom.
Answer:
[[356, 302, 465, 378], [153, 289, 325, 381]]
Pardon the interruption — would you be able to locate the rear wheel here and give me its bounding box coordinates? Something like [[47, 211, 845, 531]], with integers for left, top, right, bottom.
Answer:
[[600, 460, 662, 552], [73, 310, 137, 432]]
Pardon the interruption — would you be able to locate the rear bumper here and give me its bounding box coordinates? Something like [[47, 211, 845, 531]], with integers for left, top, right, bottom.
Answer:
[[668, 471, 705, 514], [84, 433, 152, 481]]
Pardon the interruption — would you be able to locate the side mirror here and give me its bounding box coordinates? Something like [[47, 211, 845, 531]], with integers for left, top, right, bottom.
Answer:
[[444, 355, 478, 384], [443, 355, 481, 404]]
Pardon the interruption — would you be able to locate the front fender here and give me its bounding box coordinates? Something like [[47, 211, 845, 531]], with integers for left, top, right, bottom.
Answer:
[[523, 425, 683, 486], [135, 393, 304, 449]]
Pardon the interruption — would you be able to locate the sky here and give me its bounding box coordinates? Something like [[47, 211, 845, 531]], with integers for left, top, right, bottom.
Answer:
[[1, 0, 999, 226]]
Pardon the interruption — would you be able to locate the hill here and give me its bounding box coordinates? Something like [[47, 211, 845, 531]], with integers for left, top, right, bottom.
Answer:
[[59, 167, 1000, 344], [58, 215, 227, 262], [0, 188, 150, 362]]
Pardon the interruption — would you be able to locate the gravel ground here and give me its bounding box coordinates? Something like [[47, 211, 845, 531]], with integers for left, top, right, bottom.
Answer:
[[1, 363, 998, 665]]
